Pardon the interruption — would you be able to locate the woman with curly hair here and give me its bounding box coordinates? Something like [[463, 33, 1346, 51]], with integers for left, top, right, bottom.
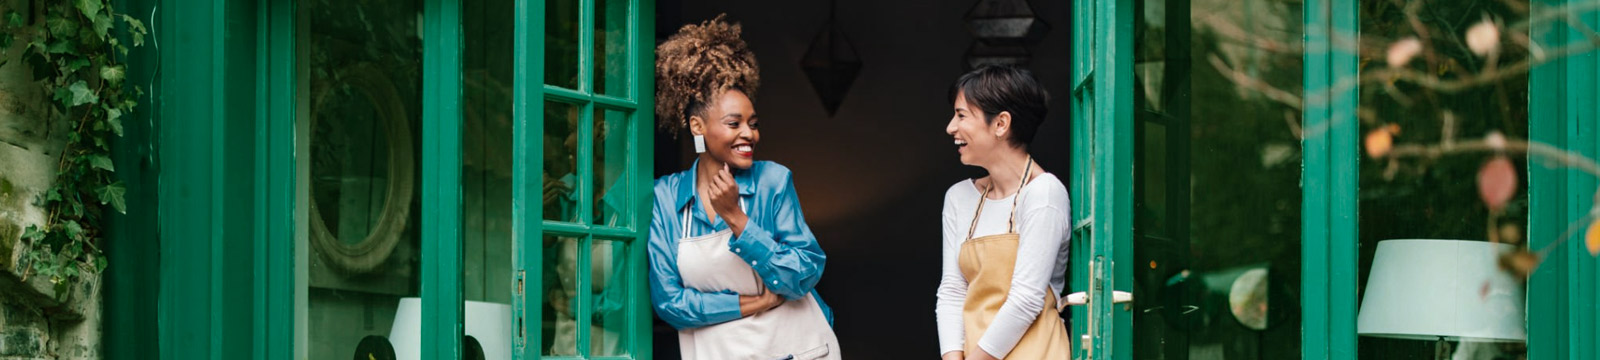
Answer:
[[646, 14, 841, 360]]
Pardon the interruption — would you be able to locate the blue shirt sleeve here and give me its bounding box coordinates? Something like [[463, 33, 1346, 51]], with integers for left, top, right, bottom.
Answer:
[[728, 169, 828, 300], [647, 187, 744, 330]]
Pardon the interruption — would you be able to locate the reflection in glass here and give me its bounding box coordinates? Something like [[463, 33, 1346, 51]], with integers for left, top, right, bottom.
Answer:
[[544, 101, 581, 222], [594, 109, 630, 227], [1134, 0, 1304, 358], [590, 238, 631, 356], [1356, 1, 1530, 358], [595, 0, 629, 97], [301, 0, 422, 358], [546, 0, 580, 89], [542, 235, 579, 356], [463, 0, 515, 358]]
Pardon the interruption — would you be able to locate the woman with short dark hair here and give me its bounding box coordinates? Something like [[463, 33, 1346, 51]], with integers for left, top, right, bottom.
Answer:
[[935, 65, 1072, 360]]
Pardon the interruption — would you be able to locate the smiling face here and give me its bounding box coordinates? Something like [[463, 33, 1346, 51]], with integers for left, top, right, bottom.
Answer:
[[947, 91, 1011, 167], [689, 89, 761, 169]]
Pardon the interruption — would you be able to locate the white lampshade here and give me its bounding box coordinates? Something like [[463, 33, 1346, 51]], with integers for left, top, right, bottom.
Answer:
[[390, 297, 513, 360], [1357, 239, 1526, 342]]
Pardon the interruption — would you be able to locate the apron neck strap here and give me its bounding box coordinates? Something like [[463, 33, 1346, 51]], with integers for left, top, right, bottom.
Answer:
[[681, 197, 747, 239], [965, 156, 1036, 240]]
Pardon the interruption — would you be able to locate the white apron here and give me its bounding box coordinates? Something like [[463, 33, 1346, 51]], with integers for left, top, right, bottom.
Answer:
[[675, 203, 841, 360]]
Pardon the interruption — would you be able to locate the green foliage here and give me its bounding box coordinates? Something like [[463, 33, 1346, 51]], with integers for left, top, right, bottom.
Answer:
[[2, 0, 146, 299]]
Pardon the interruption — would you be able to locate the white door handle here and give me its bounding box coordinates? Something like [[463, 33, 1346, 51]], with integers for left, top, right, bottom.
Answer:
[[1058, 291, 1133, 311]]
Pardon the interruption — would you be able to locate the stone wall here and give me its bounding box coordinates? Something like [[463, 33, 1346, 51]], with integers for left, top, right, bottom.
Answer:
[[0, 0, 104, 357]]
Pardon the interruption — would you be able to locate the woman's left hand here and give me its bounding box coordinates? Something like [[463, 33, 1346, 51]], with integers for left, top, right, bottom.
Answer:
[[708, 164, 748, 234]]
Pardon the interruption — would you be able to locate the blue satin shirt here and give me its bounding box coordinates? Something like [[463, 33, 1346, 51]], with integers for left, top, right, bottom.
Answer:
[[647, 160, 833, 330]]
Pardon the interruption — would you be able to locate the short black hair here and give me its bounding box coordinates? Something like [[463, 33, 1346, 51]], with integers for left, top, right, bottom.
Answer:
[[950, 65, 1050, 148]]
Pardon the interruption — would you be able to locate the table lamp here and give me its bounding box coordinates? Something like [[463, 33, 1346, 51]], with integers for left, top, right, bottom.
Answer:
[[1357, 239, 1525, 359]]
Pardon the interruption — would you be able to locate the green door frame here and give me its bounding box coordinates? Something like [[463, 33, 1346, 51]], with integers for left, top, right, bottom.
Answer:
[[1300, 0, 1361, 359], [1529, 1, 1600, 359]]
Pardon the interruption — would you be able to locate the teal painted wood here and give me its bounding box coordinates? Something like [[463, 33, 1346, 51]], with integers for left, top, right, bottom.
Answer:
[[220, 0, 259, 355], [1091, 0, 1133, 358], [422, 0, 466, 358], [158, 0, 226, 358], [1301, 0, 1360, 359], [576, 0, 598, 348], [105, 0, 162, 357], [254, 0, 297, 358], [1068, 0, 1095, 358], [1530, 1, 1600, 359], [631, 0, 656, 357], [513, 0, 547, 358], [1327, 1, 1359, 358]]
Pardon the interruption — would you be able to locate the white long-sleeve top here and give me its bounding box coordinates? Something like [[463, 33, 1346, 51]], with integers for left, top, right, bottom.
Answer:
[[936, 174, 1072, 358]]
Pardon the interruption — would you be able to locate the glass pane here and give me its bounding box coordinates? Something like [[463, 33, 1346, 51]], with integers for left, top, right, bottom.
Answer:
[[546, 0, 580, 89], [300, 0, 422, 357], [542, 234, 581, 356], [1356, 1, 1530, 358], [595, 0, 629, 96], [544, 101, 580, 222], [591, 238, 631, 356], [1133, 0, 1305, 358], [594, 108, 630, 227], [463, 0, 515, 357]]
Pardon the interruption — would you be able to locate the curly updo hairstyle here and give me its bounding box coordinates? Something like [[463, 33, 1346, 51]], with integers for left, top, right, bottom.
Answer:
[[654, 14, 761, 136]]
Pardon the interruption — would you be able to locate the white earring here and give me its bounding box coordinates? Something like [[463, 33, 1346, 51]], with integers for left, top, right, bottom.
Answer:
[[693, 134, 707, 153]]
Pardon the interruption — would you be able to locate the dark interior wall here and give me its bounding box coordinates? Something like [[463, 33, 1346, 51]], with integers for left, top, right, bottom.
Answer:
[[654, 1, 1073, 357]]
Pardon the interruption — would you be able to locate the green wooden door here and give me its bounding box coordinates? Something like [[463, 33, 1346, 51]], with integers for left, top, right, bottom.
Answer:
[[1067, 0, 1135, 358], [1069, 0, 1359, 359], [517, 0, 656, 358]]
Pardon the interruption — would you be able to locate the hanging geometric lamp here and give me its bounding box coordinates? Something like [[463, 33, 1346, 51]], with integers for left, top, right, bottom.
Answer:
[[801, 0, 862, 117], [963, 0, 1050, 70]]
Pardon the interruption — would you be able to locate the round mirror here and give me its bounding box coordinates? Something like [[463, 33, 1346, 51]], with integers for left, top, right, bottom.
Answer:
[[309, 63, 414, 275]]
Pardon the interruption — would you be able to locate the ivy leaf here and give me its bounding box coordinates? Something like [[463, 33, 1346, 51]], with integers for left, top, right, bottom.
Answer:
[[7, 11, 22, 26], [100, 65, 124, 84], [88, 155, 114, 172], [94, 256, 108, 273], [96, 181, 126, 214], [106, 107, 124, 136], [22, 225, 45, 242], [47, 16, 76, 36], [46, 187, 63, 202], [121, 15, 147, 46], [64, 220, 84, 240], [121, 15, 147, 35], [91, 12, 113, 38], [47, 38, 76, 54], [65, 58, 91, 73], [75, 0, 104, 19], [68, 80, 99, 106]]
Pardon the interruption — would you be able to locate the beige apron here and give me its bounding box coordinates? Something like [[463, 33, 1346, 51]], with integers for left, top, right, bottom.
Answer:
[[675, 201, 840, 360], [960, 158, 1071, 359]]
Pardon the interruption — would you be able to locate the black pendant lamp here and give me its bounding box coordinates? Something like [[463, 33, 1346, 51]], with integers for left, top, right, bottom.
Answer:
[[801, 0, 862, 117], [964, 0, 1050, 70]]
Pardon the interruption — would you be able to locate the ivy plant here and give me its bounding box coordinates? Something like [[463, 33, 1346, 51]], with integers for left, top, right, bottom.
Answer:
[[1, 0, 146, 298]]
